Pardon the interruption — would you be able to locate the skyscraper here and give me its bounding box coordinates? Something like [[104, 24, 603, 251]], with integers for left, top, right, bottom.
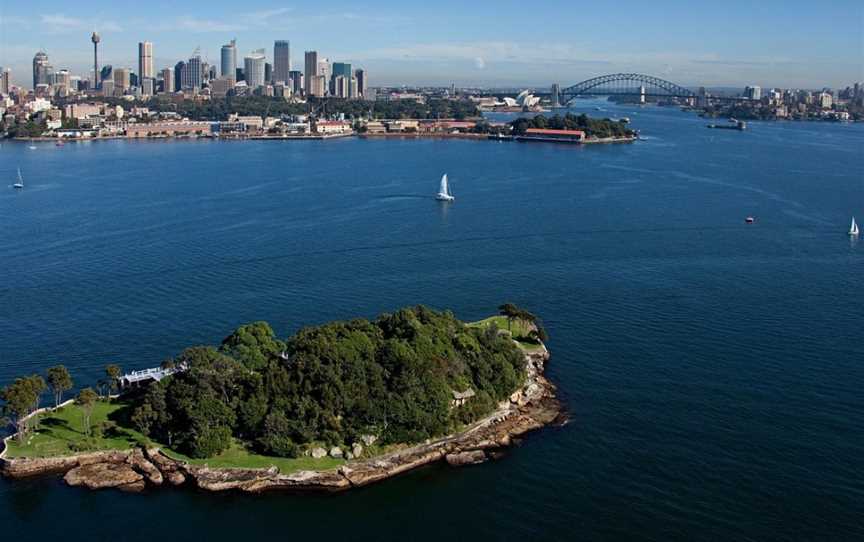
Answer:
[[221, 40, 237, 78], [114, 68, 131, 91], [304, 51, 318, 96], [174, 61, 186, 92], [138, 42, 154, 80], [0, 68, 11, 95], [354, 69, 367, 98], [273, 40, 290, 84], [288, 70, 303, 95], [318, 58, 331, 89], [32, 51, 51, 89], [161, 68, 173, 94], [244, 50, 266, 89], [188, 56, 203, 90], [91, 32, 101, 89]]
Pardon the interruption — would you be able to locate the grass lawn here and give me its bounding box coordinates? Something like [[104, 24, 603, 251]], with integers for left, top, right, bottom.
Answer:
[[468, 316, 545, 352], [161, 441, 345, 475], [4, 400, 150, 459], [5, 401, 344, 475]]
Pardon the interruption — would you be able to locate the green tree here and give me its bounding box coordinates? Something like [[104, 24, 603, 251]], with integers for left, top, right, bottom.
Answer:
[[0, 375, 46, 440], [105, 364, 122, 395], [76, 387, 98, 436], [498, 303, 520, 332], [46, 365, 73, 408]]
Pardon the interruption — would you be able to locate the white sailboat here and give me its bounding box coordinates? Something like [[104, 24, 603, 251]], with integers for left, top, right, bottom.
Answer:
[[850, 217, 859, 237], [436, 174, 455, 202], [13, 168, 24, 189]]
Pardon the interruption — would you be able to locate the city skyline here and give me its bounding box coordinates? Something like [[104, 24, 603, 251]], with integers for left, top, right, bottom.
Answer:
[[0, 0, 862, 89]]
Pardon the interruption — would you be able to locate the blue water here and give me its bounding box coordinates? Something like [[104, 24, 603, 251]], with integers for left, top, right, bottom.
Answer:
[[1, 101, 863, 541]]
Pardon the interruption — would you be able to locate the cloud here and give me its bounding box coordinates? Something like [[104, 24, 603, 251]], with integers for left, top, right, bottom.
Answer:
[[243, 8, 294, 23], [39, 13, 123, 33], [158, 17, 247, 33]]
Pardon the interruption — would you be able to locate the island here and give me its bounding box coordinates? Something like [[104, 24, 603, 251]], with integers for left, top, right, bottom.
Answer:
[[0, 305, 562, 493]]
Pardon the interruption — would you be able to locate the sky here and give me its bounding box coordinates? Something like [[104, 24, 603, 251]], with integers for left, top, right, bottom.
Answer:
[[1, 0, 862, 89]]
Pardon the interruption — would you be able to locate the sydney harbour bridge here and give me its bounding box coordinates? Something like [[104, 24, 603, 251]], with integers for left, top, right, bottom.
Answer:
[[533, 73, 732, 106]]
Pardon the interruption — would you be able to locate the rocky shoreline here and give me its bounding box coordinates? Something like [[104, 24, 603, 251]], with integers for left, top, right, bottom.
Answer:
[[0, 346, 562, 494]]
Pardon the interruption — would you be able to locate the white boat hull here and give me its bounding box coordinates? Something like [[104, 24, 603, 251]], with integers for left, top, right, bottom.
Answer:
[[436, 194, 455, 202]]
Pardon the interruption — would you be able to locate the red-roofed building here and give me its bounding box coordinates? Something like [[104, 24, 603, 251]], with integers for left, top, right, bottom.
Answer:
[[520, 128, 585, 143]]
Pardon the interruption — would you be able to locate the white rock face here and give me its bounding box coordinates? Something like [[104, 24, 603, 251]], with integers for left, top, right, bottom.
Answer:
[[311, 447, 327, 459], [329, 447, 343, 458], [352, 443, 363, 458]]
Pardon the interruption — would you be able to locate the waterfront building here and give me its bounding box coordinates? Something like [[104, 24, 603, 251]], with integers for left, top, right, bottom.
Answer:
[[138, 42, 154, 80], [355, 69, 367, 98], [114, 68, 131, 92], [273, 40, 290, 84], [244, 50, 266, 89], [33, 50, 51, 89], [304, 51, 318, 96], [160, 68, 173, 94], [819, 92, 833, 109], [221, 40, 237, 78]]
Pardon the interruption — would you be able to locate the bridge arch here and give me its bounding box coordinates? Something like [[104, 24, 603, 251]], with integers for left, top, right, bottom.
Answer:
[[558, 73, 696, 104]]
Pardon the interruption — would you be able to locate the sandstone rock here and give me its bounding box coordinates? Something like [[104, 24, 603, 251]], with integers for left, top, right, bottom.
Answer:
[[118, 480, 147, 492], [329, 446, 343, 458], [167, 471, 186, 486], [445, 450, 487, 467], [127, 449, 163, 485], [64, 462, 144, 490], [352, 443, 363, 458], [311, 447, 327, 459]]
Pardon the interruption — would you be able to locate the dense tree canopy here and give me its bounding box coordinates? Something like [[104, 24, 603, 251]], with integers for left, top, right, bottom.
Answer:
[[131, 307, 527, 458], [511, 113, 634, 139]]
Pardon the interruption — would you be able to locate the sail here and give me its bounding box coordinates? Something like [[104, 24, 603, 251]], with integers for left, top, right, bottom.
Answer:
[[439, 174, 449, 196], [852, 217, 859, 235]]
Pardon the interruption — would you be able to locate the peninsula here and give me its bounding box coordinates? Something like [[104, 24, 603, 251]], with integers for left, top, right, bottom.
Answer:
[[0, 305, 562, 493]]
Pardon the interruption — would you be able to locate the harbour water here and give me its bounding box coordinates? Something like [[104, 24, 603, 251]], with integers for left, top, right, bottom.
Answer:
[[1, 101, 862, 540]]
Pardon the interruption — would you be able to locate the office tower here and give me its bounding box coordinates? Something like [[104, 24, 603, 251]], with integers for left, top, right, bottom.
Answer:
[[114, 68, 131, 91], [130, 73, 139, 88], [354, 69, 367, 98], [161, 68, 173, 94], [210, 78, 232, 98], [310, 75, 326, 98], [332, 62, 352, 80], [235, 68, 244, 82], [188, 56, 203, 89], [349, 76, 358, 99], [0, 68, 10, 94], [273, 40, 290, 84], [142, 78, 154, 96], [101, 79, 115, 96], [244, 50, 266, 89], [265, 63, 272, 84], [221, 40, 237, 78], [207, 65, 217, 82], [288, 70, 303, 95], [304, 51, 318, 95], [138, 42, 154, 80], [32, 50, 51, 89], [174, 61, 186, 91], [54, 69, 72, 91], [745, 85, 762, 101], [551, 83, 560, 107], [332, 75, 348, 98], [100, 65, 113, 85], [91, 32, 101, 89], [318, 58, 331, 89]]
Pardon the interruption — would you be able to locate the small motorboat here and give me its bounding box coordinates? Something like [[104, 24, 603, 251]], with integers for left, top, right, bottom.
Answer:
[[745, 216, 755, 224]]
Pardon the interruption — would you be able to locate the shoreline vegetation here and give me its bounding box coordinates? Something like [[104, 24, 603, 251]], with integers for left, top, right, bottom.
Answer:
[[1, 305, 563, 493]]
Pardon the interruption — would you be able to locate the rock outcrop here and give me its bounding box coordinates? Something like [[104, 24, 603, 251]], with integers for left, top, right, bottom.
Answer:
[[1, 344, 562, 494]]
